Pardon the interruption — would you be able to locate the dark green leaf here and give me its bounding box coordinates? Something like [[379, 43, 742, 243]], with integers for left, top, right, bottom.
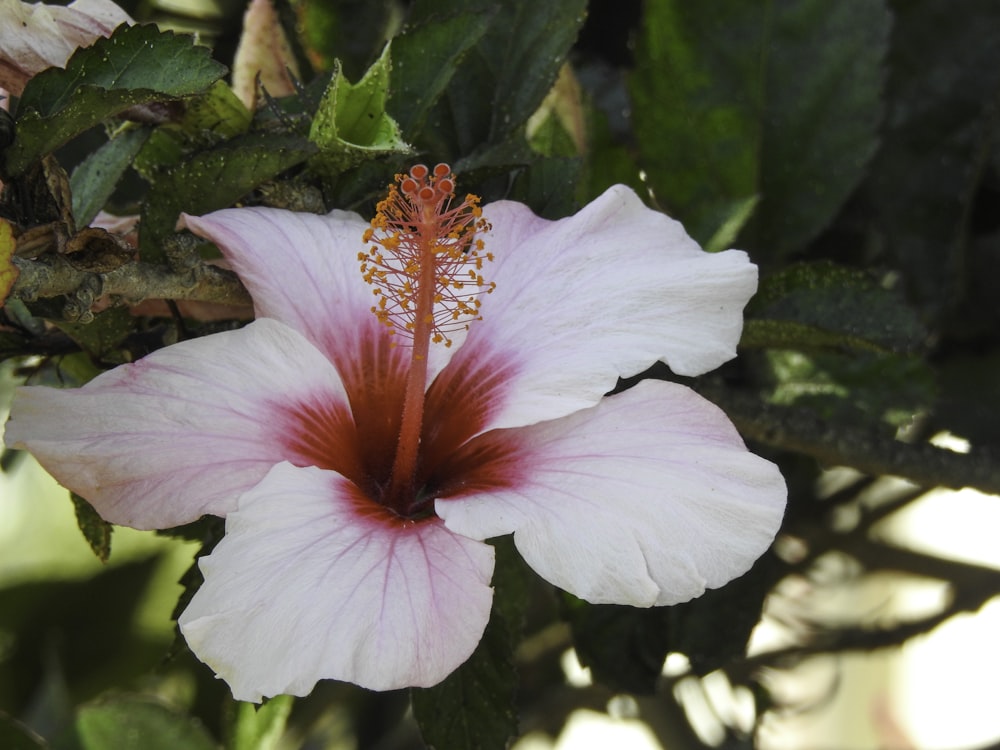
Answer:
[[562, 595, 671, 695], [133, 82, 251, 182], [409, 0, 588, 162], [668, 555, 781, 675], [508, 156, 582, 219], [76, 697, 216, 750], [71, 126, 152, 226], [411, 614, 518, 750], [388, 9, 495, 138], [70, 492, 113, 563], [53, 307, 135, 362], [762, 348, 934, 428], [868, 0, 1000, 317], [9, 25, 227, 175], [745, 262, 926, 354], [140, 133, 316, 262], [630, 0, 889, 259], [299, 0, 392, 80]]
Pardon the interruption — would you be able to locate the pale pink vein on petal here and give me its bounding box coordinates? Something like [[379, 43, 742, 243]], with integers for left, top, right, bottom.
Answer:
[[3, 319, 352, 528], [436, 379, 787, 606], [179, 463, 494, 700]]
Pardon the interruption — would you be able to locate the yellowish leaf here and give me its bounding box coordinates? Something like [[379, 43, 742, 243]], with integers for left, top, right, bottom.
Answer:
[[0, 218, 19, 305]]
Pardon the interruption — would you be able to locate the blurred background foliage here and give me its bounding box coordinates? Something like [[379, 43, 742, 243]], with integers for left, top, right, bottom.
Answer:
[[2, 0, 1000, 748]]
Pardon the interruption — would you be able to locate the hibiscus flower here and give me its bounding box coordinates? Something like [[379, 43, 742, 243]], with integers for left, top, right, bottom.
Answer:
[[3, 165, 786, 701]]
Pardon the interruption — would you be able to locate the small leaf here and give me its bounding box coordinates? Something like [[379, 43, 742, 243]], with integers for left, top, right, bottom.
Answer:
[[71, 126, 152, 226], [70, 492, 113, 563], [140, 133, 316, 262], [0, 218, 18, 305], [309, 43, 410, 178], [228, 694, 293, 750], [8, 25, 227, 175], [745, 261, 926, 354], [411, 614, 518, 750], [76, 697, 216, 750]]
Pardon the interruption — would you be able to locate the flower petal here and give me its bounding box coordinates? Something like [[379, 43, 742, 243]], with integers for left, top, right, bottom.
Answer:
[[179, 208, 374, 357], [3, 319, 352, 529], [179, 462, 495, 700], [435, 379, 786, 607], [0, 0, 132, 95], [426, 185, 758, 434]]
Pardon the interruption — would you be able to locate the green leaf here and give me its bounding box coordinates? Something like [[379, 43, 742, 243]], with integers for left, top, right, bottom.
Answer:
[[71, 126, 152, 226], [76, 697, 216, 750], [744, 262, 926, 354], [388, 9, 495, 138], [70, 492, 113, 563], [867, 0, 1000, 317], [140, 133, 316, 262], [309, 43, 411, 178], [667, 555, 781, 676], [562, 596, 671, 695], [407, 0, 588, 162], [630, 0, 890, 258], [8, 25, 227, 176], [52, 307, 135, 361], [411, 615, 518, 750], [0, 712, 47, 750], [228, 695, 293, 750], [508, 156, 582, 219], [762, 348, 933, 429], [133, 81, 252, 180]]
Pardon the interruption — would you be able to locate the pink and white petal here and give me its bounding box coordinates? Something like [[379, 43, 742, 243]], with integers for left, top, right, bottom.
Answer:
[[3, 319, 352, 529], [179, 462, 495, 700], [435, 379, 786, 607], [0, 0, 132, 95], [428, 185, 758, 433], [180, 208, 408, 362]]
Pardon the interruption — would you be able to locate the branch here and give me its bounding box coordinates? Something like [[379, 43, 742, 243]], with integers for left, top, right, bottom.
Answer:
[[9, 253, 252, 311], [697, 381, 1000, 496]]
